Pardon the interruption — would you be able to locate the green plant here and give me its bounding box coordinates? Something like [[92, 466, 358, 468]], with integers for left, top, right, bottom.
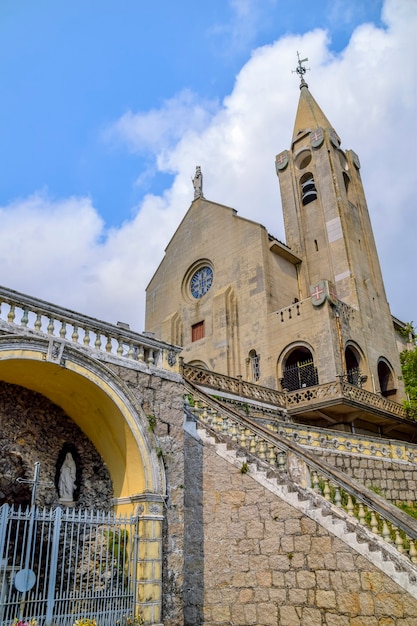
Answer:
[[396, 501, 417, 520], [147, 413, 157, 432], [12, 620, 38, 626], [72, 620, 97, 626], [400, 341, 417, 414], [240, 461, 249, 474], [184, 393, 195, 406], [105, 528, 129, 564], [155, 446, 164, 459]]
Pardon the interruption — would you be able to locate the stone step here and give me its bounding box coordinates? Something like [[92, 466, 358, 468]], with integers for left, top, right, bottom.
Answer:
[[192, 417, 417, 597]]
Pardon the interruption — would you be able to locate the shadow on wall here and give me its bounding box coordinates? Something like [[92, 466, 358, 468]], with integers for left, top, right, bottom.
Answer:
[[183, 431, 204, 625]]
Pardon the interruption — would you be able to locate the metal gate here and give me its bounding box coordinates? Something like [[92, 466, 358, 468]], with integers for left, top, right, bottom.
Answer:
[[0, 504, 139, 626], [282, 359, 318, 391]]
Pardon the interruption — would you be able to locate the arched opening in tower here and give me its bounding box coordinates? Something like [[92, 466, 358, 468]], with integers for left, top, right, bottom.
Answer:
[[377, 360, 396, 398], [281, 347, 318, 391]]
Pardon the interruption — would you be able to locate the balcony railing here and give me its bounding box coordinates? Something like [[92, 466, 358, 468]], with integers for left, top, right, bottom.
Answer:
[[181, 362, 415, 423], [0, 285, 181, 369], [181, 360, 287, 406]]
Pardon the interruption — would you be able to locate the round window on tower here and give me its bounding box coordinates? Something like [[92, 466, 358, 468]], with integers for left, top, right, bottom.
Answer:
[[294, 149, 312, 170]]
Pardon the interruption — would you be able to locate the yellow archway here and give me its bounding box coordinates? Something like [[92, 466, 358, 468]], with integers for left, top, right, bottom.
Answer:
[[0, 336, 165, 514]]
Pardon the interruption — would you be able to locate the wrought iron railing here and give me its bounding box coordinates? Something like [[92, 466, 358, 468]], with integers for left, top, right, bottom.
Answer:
[[340, 368, 367, 387], [184, 383, 417, 568]]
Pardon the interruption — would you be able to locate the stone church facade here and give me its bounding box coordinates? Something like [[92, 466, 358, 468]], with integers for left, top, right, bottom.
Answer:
[[1, 72, 417, 626], [145, 78, 404, 421]]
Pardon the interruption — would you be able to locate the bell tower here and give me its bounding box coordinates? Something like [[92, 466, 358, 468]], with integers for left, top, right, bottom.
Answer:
[[275, 54, 404, 400]]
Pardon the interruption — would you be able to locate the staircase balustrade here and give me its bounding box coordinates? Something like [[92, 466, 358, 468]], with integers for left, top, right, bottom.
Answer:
[[211, 396, 417, 464], [184, 385, 417, 566], [181, 361, 287, 406]]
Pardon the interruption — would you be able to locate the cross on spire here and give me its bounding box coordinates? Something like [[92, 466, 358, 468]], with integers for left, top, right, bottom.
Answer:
[[293, 51, 310, 88]]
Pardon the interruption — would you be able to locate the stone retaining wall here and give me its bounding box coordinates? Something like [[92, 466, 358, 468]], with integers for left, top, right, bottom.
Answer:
[[184, 429, 417, 625]]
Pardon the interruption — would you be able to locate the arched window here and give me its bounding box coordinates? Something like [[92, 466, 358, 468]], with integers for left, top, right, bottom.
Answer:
[[281, 347, 318, 391], [343, 172, 350, 194], [300, 172, 317, 206], [249, 350, 260, 382], [345, 346, 360, 385], [377, 359, 396, 397]]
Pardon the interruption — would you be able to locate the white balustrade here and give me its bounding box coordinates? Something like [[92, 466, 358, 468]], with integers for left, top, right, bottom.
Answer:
[[0, 286, 180, 370]]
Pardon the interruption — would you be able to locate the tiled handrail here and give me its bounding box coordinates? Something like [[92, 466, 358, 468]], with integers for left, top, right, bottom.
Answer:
[[184, 382, 417, 564], [219, 396, 417, 463], [0, 285, 181, 368]]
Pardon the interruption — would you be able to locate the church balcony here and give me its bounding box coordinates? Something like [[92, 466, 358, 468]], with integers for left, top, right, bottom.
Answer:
[[181, 362, 417, 443], [285, 379, 417, 440], [0, 285, 181, 371]]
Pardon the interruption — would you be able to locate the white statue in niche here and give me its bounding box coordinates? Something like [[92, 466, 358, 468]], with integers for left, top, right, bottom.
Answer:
[[58, 452, 76, 502]]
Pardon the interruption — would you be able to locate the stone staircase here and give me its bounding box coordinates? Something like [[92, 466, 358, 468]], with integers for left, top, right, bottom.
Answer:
[[183, 381, 417, 598]]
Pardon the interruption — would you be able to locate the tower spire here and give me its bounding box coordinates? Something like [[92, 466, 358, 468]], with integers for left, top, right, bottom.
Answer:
[[293, 51, 310, 89], [290, 55, 336, 144]]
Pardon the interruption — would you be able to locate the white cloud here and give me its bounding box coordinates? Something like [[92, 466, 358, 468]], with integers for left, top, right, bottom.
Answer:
[[105, 90, 218, 157], [0, 0, 415, 330]]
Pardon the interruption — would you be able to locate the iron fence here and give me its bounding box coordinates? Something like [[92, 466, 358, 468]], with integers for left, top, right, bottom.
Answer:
[[0, 504, 139, 626]]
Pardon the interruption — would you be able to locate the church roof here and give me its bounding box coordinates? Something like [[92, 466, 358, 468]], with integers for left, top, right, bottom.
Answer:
[[292, 82, 335, 143]]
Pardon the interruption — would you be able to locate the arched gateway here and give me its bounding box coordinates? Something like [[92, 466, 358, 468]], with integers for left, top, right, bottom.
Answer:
[[0, 289, 183, 626]]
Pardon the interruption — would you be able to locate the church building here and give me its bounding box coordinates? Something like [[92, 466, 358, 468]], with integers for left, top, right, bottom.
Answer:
[[145, 58, 406, 437]]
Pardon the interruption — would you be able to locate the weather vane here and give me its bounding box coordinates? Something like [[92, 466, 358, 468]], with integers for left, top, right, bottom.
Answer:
[[293, 51, 310, 88]]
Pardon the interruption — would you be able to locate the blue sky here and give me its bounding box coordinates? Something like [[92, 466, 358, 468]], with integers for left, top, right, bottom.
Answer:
[[0, 0, 415, 329]]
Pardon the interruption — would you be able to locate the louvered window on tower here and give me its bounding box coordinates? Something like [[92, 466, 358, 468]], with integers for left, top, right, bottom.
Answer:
[[300, 173, 317, 205]]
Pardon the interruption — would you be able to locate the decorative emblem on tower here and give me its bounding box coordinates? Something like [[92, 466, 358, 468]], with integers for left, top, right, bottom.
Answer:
[[328, 128, 340, 148], [349, 150, 361, 170], [310, 128, 324, 149], [310, 280, 338, 307], [275, 150, 289, 172]]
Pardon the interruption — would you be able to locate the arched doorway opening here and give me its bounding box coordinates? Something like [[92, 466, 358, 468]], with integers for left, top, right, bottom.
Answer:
[[281, 346, 318, 391]]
